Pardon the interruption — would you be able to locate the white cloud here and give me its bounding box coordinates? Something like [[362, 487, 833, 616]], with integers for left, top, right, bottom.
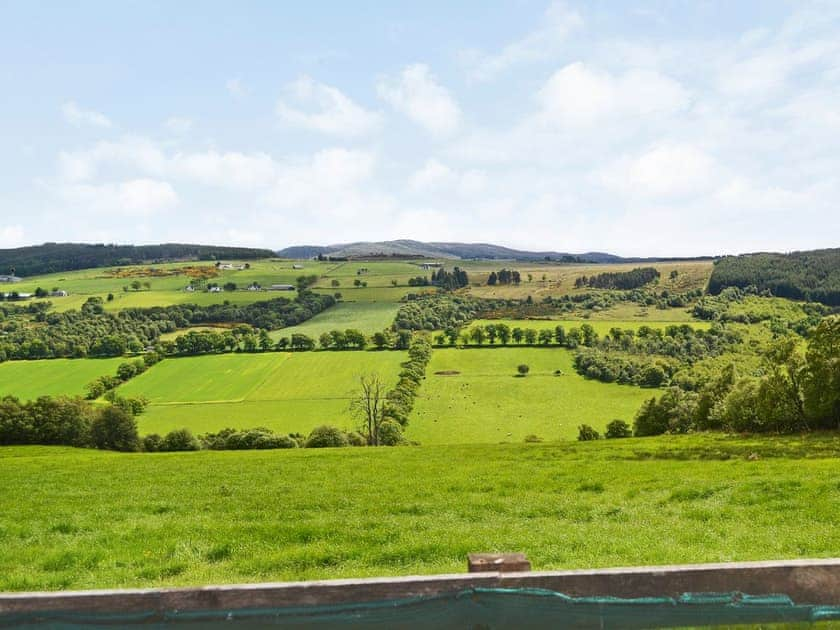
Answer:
[[61, 101, 112, 128], [60, 179, 178, 216], [170, 150, 278, 190], [276, 77, 381, 136], [377, 64, 461, 136], [0, 225, 25, 248], [409, 159, 488, 197], [409, 159, 453, 191], [536, 62, 690, 127], [164, 117, 193, 133], [461, 2, 583, 81], [600, 143, 715, 198]]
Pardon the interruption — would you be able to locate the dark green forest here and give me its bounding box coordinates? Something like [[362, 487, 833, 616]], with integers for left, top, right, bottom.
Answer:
[[0, 243, 276, 277], [708, 249, 840, 305]]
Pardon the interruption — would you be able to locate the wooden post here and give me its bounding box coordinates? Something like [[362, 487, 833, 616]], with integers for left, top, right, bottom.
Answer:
[[468, 553, 531, 573]]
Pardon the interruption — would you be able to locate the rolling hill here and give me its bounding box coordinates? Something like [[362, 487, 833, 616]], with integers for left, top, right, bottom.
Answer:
[[276, 239, 712, 263]]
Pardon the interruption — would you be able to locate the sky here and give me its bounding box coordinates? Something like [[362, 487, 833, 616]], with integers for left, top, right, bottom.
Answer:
[[1, 1, 839, 257]]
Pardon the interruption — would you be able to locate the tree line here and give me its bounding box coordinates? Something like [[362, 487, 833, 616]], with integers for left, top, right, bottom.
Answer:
[[0, 242, 275, 277], [708, 248, 840, 306], [487, 269, 521, 285], [574, 267, 660, 290], [0, 292, 334, 361]]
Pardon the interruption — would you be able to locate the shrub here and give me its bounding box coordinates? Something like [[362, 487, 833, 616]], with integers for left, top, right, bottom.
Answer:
[[378, 419, 406, 446], [161, 428, 201, 451], [305, 425, 349, 448], [517, 364, 530, 376], [605, 419, 632, 439], [142, 433, 164, 452], [577, 424, 600, 441], [346, 431, 366, 446], [524, 434, 543, 443], [90, 406, 139, 452]]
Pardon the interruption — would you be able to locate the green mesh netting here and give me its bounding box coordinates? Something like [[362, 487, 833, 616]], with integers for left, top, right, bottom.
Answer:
[[3, 588, 839, 629]]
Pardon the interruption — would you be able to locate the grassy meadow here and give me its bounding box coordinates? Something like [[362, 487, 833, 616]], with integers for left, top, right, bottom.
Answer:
[[0, 358, 127, 400], [117, 352, 407, 435], [408, 347, 652, 443], [462, 260, 713, 300], [270, 301, 400, 340], [1, 434, 837, 591]]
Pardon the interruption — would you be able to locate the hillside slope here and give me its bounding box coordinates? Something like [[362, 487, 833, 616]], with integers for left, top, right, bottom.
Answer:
[[277, 240, 706, 263], [709, 248, 840, 305], [0, 243, 276, 277]]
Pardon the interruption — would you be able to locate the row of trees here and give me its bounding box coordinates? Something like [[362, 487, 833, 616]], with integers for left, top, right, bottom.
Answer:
[[487, 269, 521, 286], [574, 267, 661, 290], [85, 352, 163, 399], [0, 291, 335, 361]]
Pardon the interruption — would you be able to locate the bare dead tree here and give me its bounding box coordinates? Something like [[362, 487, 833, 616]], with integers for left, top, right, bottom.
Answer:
[[351, 373, 385, 445]]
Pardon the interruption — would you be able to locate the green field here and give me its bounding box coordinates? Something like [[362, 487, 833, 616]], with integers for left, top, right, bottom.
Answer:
[[408, 348, 652, 444], [1, 434, 837, 591], [117, 352, 406, 435], [270, 301, 400, 340], [0, 358, 127, 400]]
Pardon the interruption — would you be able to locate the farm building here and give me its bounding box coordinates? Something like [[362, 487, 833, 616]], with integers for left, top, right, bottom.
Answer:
[[270, 284, 295, 291], [0, 275, 22, 283], [50, 290, 68, 297], [420, 262, 442, 270], [292, 264, 304, 269]]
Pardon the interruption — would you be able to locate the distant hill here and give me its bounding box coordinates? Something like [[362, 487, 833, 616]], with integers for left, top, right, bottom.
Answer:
[[709, 248, 840, 306], [277, 239, 708, 263], [0, 243, 276, 277]]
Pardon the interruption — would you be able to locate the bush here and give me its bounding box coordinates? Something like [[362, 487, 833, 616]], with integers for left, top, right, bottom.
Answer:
[[378, 419, 406, 446], [346, 431, 366, 446], [604, 419, 632, 439], [577, 424, 600, 441], [517, 364, 530, 376], [161, 428, 201, 451], [524, 434, 543, 443], [90, 406, 139, 452], [305, 425, 349, 448], [142, 433, 164, 452], [200, 427, 298, 450]]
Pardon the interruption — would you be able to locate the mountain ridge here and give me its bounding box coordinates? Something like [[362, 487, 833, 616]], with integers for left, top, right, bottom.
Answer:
[[276, 240, 714, 263]]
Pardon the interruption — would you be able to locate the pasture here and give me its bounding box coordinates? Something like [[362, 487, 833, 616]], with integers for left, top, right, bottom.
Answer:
[[463, 260, 713, 300], [117, 352, 406, 436], [0, 358, 127, 400], [270, 301, 400, 340], [407, 347, 653, 444], [1, 434, 837, 591]]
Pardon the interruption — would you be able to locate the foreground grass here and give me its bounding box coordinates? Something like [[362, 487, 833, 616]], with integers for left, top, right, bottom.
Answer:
[[1, 433, 838, 592]]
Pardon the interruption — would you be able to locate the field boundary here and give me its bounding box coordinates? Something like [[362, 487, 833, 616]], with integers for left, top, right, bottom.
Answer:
[[1, 559, 838, 614]]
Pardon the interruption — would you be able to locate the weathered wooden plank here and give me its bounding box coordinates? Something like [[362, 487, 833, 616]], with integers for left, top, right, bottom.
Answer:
[[0, 558, 838, 615]]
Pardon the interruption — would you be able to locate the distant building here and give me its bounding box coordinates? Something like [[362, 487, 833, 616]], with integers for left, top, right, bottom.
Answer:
[[184, 285, 195, 292], [0, 275, 22, 283], [208, 286, 222, 293], [420, 262, 442, 270], [50, 290, 68, 297], [270, 284, 295, 291], [292, 264, 304, 270]]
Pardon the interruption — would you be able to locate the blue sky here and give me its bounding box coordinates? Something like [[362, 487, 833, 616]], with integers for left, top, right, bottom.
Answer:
[[1, 1, 838, 256]]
